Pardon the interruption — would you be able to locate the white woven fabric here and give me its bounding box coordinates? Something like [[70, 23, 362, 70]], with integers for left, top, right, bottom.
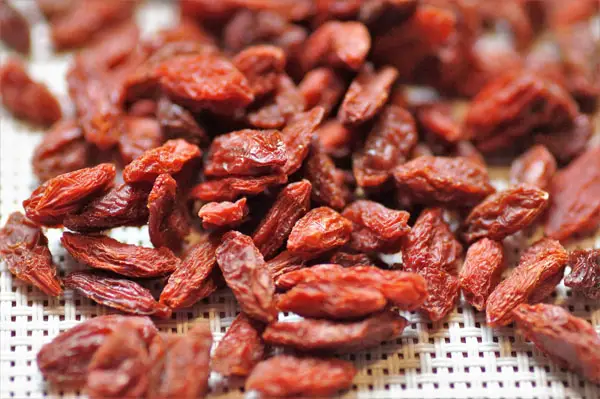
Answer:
[[0, 2, 599, 399]]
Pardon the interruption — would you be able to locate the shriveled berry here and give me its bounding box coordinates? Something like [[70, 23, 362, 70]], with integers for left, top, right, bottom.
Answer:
[[287, 207, 352, 258], [459, 238, 504, 311]]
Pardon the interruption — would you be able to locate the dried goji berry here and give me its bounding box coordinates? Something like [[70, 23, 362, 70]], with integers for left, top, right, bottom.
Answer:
[[86, 320, 151, 399], [37, 315, 157, 388], [403, 208, 463, 321], [0, 0, 30, 54], [50, 0, 137, 50], [298, 68, 346, 117], [189, 174, 288, 202], [156, 53, 254, 114], [287, 207, 352, 258], [486, 238, 568, 327], [464, 70, 579, 152], [216, 231, 277, 323], [315, 120, 355, 159], [0, 212, 62, 296], [545, 146, 600, 241], [119, 116, 165, 164], [371, 5, 455, 79], [338, 64, 398, 126], [123, 139, 202, 183], [463, 184, 549, 243], [148, 174, 190, 252], [253, 180, 312, 259], [212, 313, 265, 377], [67, 57, 122, 149], [277, 264, 427, 310], [198, 198, 249, 229], [247, 74, 305, 129], [305, 145, 350, 210], [416, 103, 464, 144], [329, 250, 375, 267], [278, 280, 388, 319], [459, 238, 504, 311], [342, 200, 410, 253], [263, 308, 408, 353], [393, 156, 494, 208], [233, 44, 286, 99], [205, 129, 287, 177], [281, 107, 325, 175], [512, 304, 600, 384], [563, 249, 600, 300], [246, 355, 356, 397], [265, 250, 306, 280], [64, 271, 172, 319], [223, 9, 306, 54], [358, 0, 418, 32], [534, 113, 592, 164], [80, 20, 140, 70], [0, 58, 62, 126], [156, 96, 207, 145], [61, 232, 178, 278], [63, 183, 151, 232], [159, 235, 219, 309], [147, 323, 212, 399], [32, 119, 90, 182], [509, 145, 557, 190], [555, 24, 599, 111], [23, 163, 116, 226], [353, 105, 417, 188], [301, 21, 370, 72]]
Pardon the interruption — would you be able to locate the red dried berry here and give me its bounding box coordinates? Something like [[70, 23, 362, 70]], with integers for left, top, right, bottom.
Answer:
[[0, 212, 62, 296], [287, 207, 352, 259], [464, 184, 549, 243], [353, 105, 417, 188], [302, 21, 371, 72], [563, 249, 600, 300], [403, 208, 463, 321], [0, 0, 30, 54], [0, 58, 62, 126], [62, 183, 151, 233], [148, 174, 190, 252], [123, 139, 201, 183], [486, 238, 568, 327], [37, 315, 157, 388], [212, 313, 265, 377], [338, 64, 398, 126], [32, 119, 90, 182], [216, 231, 278, 323], [205, 129, 288, 177], [545, 146, 600, 241], [246, 355, 356, 397], [156, 53, 254, 114], [189, 174, 288, 202], [23, 163, 116, 226], [263, 308, 408, 353], [61, 232, 178, 278], [459, 238, 505, 311], [253, 180, 312, 259], [198, 198, 249, 229], [159, 235, 220, 309], [509, 145, 557, 190], [119, 116, 165, 164], [342, 200, 410, 253], [64, 271, 172, 319], [393, 156, 494, 207], [512, 304, 600, 384]]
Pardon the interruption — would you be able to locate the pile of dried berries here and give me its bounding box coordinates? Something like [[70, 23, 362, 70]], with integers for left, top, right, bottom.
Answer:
[[0, 0, 599, 397]]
